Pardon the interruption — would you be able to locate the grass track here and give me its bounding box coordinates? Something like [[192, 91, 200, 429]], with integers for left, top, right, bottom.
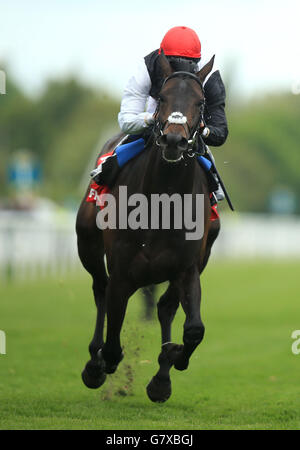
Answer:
[[0, 260, 299, 430]]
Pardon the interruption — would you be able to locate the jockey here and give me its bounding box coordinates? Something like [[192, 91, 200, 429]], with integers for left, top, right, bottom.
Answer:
[[91, 26, 228, 201]]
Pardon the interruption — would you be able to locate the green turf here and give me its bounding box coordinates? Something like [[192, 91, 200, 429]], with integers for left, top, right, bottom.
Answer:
[[0, 260, 299, 430]]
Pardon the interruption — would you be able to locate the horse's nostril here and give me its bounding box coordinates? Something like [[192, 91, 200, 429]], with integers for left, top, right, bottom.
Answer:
[[164, 133, 184, 148], [158, 134, 188, 154], [177, 137, 188, 151], [158, 135, 168, 147]]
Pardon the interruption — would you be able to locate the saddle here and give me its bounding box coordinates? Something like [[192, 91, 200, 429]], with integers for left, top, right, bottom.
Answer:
[[86, 135, 220, 222]]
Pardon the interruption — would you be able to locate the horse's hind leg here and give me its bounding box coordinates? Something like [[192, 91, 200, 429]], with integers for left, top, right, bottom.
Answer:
[[76, 198, 107, 389], [142, 284, 156, 320]]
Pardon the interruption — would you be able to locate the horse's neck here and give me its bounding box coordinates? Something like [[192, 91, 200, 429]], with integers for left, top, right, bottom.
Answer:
[[142, 145, 197, 195]]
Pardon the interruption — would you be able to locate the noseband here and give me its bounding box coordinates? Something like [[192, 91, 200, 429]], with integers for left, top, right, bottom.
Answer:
[[154, 71, 205, 156]]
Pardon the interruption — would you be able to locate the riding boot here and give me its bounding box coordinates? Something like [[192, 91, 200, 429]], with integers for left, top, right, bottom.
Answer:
[[212, 173, 225, 201], [90, 153, 120, 187], [203, 146, 225, 202]]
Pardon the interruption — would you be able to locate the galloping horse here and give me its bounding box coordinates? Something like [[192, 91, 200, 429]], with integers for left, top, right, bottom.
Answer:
[[76, 52, 220, 402]]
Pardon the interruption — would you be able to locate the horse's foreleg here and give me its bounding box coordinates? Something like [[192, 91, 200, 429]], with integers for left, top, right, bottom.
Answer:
[[146, 282, 181, 403], [101, 277, 135, 374], [81, 276, 107, 388], [198, 218, 220, 274], [76, 199, 108, 389], [174, 266, 204, 371]]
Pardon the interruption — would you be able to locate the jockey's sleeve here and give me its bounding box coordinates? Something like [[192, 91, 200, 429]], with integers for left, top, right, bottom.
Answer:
[[202, 70, 229, 147], [118, 61, 154, 134], [197, 53, 228, 146]]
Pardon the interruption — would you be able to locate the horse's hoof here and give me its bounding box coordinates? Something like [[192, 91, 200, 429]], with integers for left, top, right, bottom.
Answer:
[[81, 361, 106, 389], [100, 350, 124, 374], [174, 357, 189, 371], [146, 375, 171, 403], [162, 344, 188, 371]]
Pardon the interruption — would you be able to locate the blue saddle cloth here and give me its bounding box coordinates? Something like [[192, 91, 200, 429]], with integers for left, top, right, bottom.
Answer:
[[115, 138, 145, 167], [115, 136, 212, 171]]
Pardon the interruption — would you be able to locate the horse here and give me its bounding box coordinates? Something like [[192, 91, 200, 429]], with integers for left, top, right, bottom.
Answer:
[[76, 52, 220, 402]]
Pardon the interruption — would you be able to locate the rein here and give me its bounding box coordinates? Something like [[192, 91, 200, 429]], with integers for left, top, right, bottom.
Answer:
[[154, 71, 206, 157]]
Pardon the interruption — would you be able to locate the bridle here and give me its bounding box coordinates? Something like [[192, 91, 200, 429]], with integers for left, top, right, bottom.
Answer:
[[154, 71, 206, 157]]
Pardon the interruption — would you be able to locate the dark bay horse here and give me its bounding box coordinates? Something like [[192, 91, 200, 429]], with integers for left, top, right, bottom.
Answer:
[[76, 52, 220, 402]]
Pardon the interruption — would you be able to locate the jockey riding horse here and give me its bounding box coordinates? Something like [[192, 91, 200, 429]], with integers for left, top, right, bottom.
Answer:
[[90, 26, 228, 204]]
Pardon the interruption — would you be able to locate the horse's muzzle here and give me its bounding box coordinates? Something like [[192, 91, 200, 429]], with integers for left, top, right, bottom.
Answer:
[[158, 133, 188, 163]]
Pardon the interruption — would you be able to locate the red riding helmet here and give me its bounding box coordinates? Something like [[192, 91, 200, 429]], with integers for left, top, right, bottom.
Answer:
[[159, 26, 201, 59]]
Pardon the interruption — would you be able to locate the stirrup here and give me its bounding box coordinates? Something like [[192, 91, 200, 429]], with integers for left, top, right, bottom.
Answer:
[[215, 184, 225, 201], [211, 171, 225, 202], [210, 193, 218, 206]]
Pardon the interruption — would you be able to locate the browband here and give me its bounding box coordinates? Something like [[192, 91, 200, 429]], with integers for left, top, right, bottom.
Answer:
[[162, 71, 203, 90]]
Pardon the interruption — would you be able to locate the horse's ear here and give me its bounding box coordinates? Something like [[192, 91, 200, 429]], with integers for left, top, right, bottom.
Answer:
[[158, 49, 173, 79], [197, 55, 215, 84]]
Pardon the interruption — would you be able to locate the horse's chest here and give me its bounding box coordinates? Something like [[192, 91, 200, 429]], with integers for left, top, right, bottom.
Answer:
[[125, 239, 200, 285]]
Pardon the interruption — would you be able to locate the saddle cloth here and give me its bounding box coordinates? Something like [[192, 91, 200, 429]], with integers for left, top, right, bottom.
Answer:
[[86, 148, 219, 222]]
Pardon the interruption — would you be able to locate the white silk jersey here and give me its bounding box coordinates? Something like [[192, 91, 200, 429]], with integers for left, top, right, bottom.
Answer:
[[118, 53, 219, 135]]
